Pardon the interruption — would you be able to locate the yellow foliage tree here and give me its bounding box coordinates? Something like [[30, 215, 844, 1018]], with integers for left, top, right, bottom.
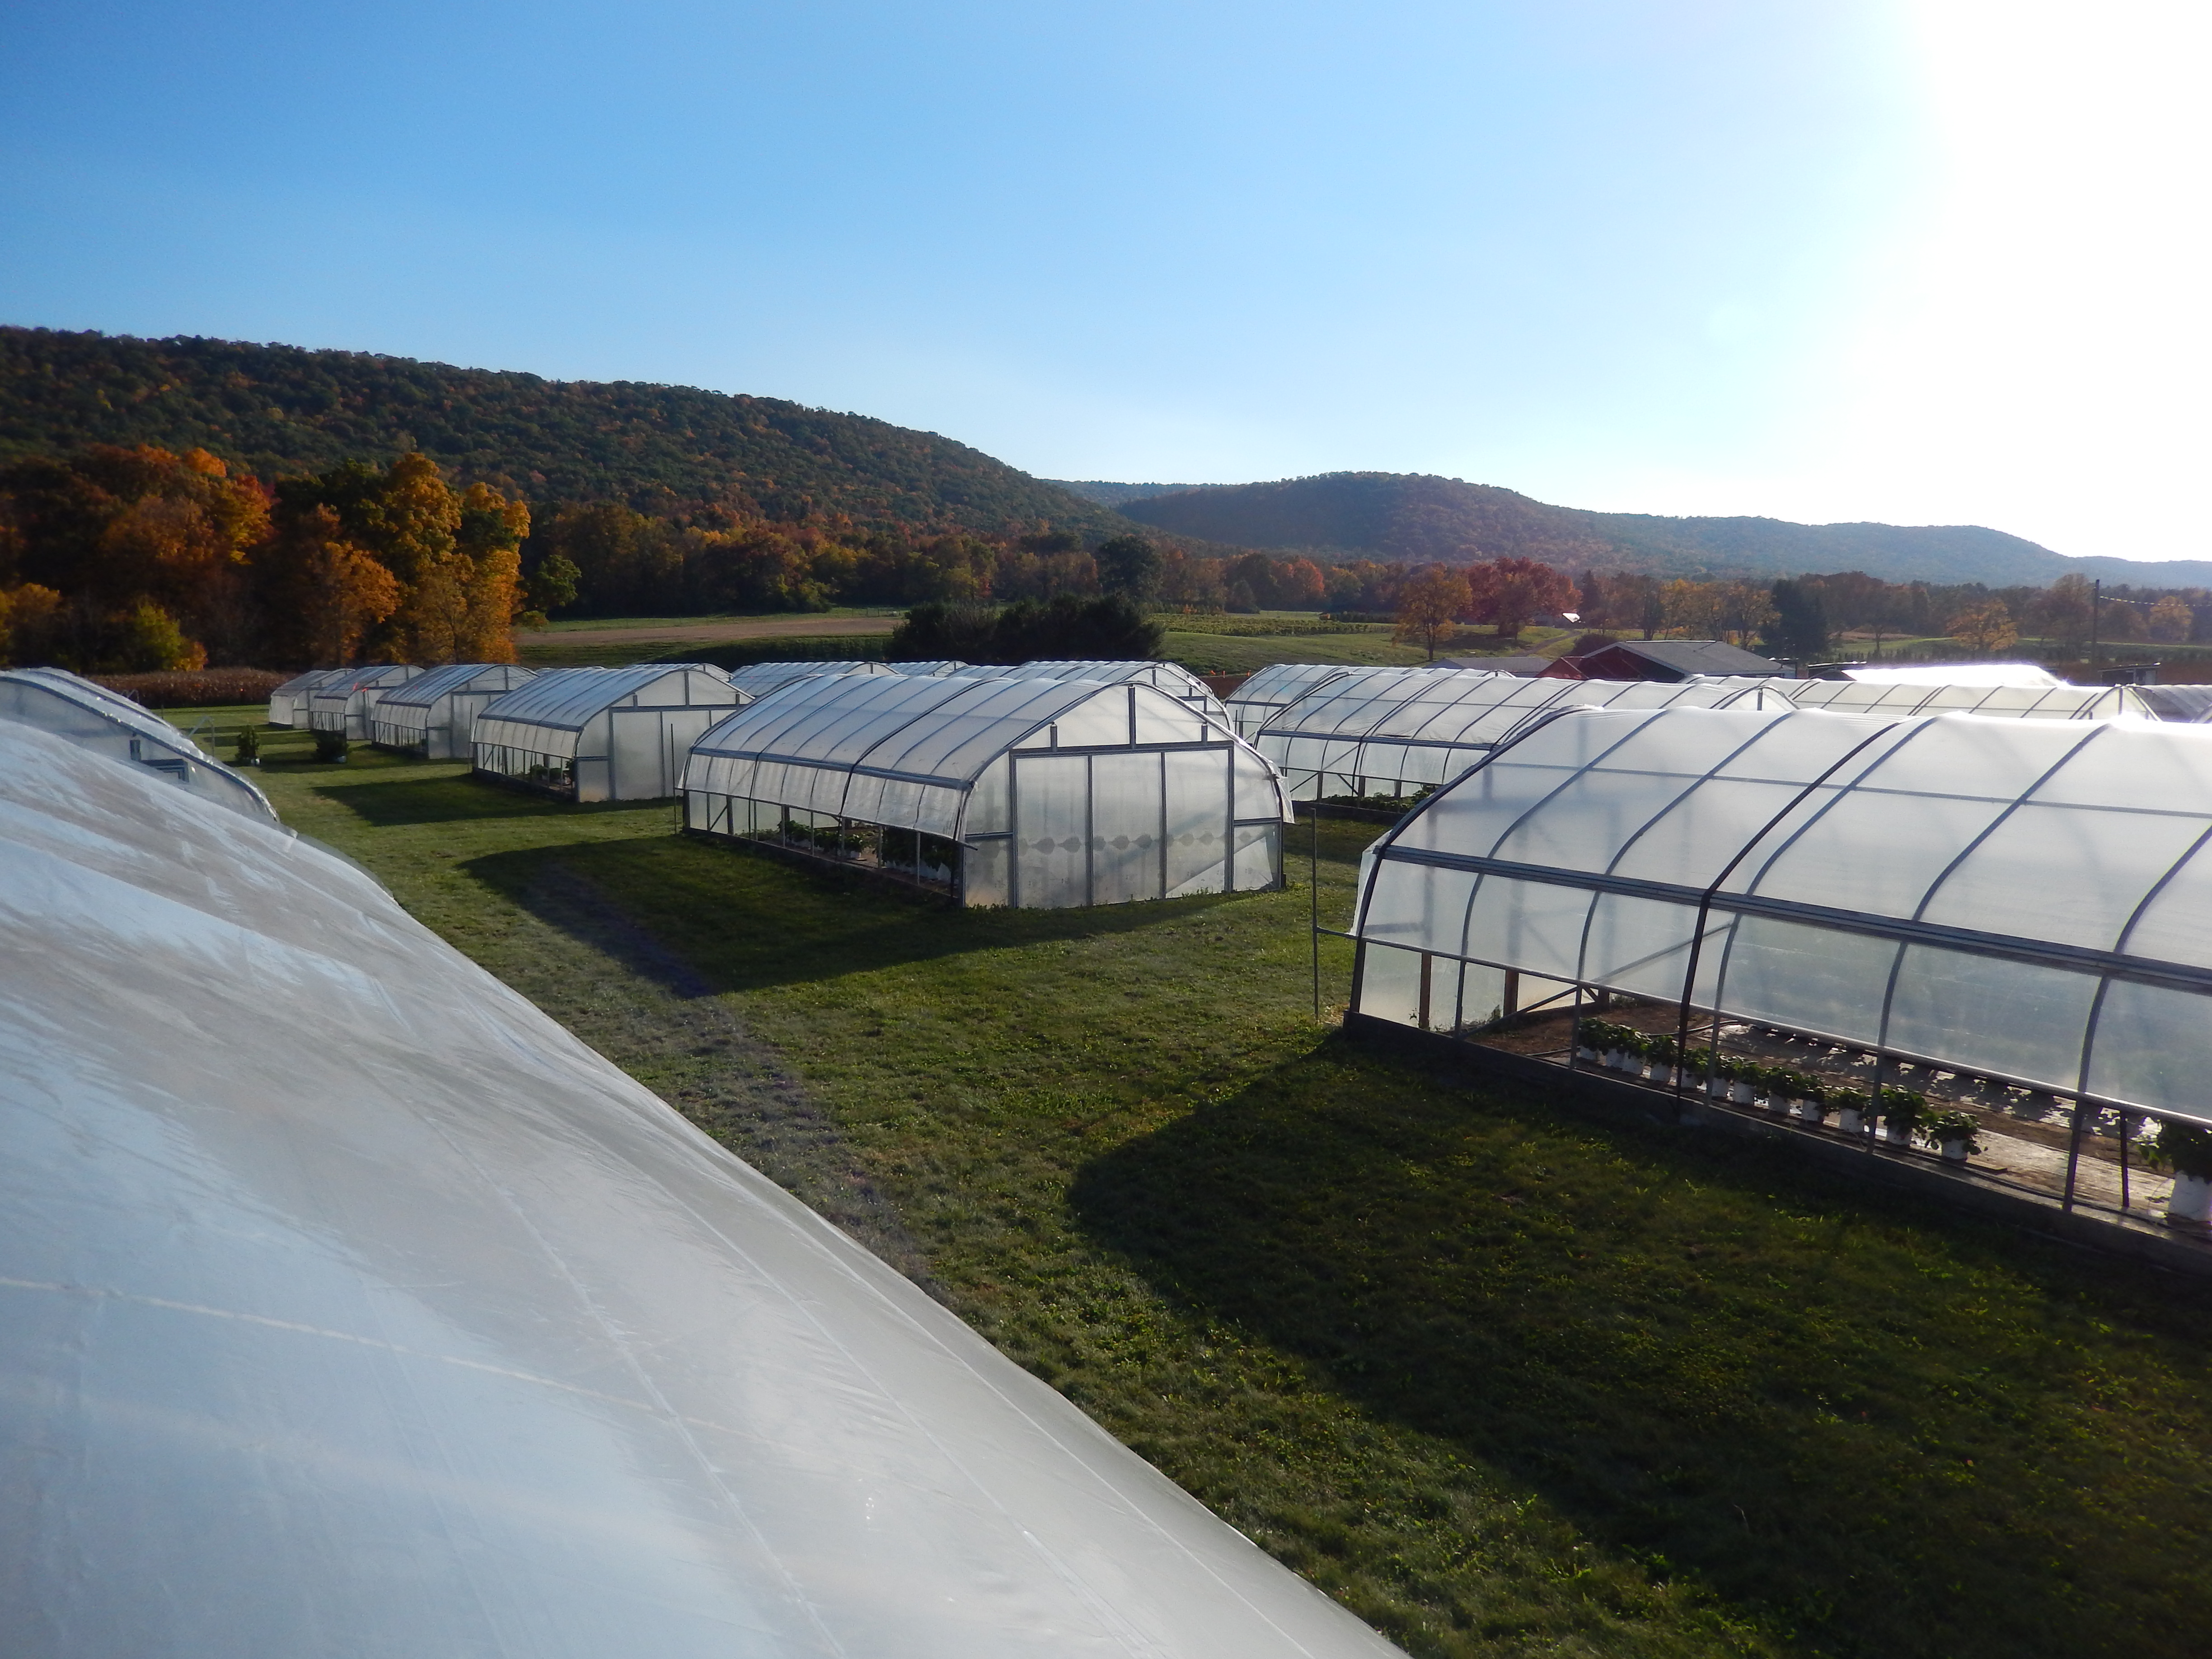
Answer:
[[1947, 600, 2018, 656], [1392, 566, 1472, 660], [2148, 594, 2193, 643]]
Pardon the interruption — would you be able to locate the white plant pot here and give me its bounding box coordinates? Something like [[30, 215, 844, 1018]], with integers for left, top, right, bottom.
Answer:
[[1575, 1046, 1598, 1065], [1883, 1123, 1914, 1146], [1940, 1138, 1970, 1164], [1606, 1050, 1628, 1071], [1729, 1081, 1757, 1105], [1795, 1102, 1828, 1126], [1838, 1108, 1866, 1135], [2168, 1172, 2212, 1224]]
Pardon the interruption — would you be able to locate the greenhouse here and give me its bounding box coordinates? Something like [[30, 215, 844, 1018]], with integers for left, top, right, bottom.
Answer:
[[948, 659, 1230, 721], [1224, 661, 1361, 738], [1351, 703, 2212, 1162], [368, 663, 538, 757], [684, 670, 1291, 907], [307, 664, 425, 739], [1257, 667, 1786, 801], [0, 717, 1397, 1659], [0, 669, 276, 822], [725, 660, 899, 698], [265, 666, 350, 726], [473, 663, 743, 801], [1782, 677, 2149, 719]]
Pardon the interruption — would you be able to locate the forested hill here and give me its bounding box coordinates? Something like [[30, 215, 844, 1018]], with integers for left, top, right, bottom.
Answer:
[[1106, 471, 2212, 587], [0, 328, 1128, 539]]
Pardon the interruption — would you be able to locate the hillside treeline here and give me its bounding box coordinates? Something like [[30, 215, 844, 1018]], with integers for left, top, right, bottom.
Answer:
[[0, 445, 529, 670]]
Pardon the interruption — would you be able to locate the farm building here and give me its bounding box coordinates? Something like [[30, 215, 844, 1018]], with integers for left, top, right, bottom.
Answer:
[[1256, 667, 1788, 801], [1545, 637, 1787, 680], [265, 666, 351, 727], [369, 663, 539, 757], [0, 716, 1400, 1659], [1350, 703, 2212, 1144], [684, 670, 1292, 907], [473, 664, 743, 801], [947, 659, 1230, 722], [307, 665, 426, 739], [0, 668, 276, 822]]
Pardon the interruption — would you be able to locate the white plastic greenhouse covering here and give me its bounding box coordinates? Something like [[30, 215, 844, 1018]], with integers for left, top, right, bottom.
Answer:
[[0, 720, 1402, 1659], [0, 669, 276, 822], [948, 659, 1230, 722], [725, 660, 899, 698], [266, 665, 350, 726], [307, 664, 425, 738], [368, 661, 538, 757], [684, 672, 1291, 907], [1782, 677, 2149, 719], [1840, 661, 2061, 687], [1223, 662, 1358, 738], [473, 663, 743, 801], [1258, 668, 1790, 800], [1351, 704, 2212, 1130]]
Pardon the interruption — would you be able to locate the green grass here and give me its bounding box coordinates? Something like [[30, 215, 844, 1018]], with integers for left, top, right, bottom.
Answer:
[[180, 704, 2212, 1659]]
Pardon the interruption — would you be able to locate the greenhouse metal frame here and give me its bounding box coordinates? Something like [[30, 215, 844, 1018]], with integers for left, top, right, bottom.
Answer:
[[308, 665, 425, 739], [1223, 662, 1362, 738], [1257, 668, 1790, 801], [724, 661, 898, 698], [369, 663, 539, 757], [473, 664, 744, 801], [1348, 703, 2212, 1210], [0, 669, 276, 822], [684, 671, 1290, 908], [1783, 677, 2150, 719]]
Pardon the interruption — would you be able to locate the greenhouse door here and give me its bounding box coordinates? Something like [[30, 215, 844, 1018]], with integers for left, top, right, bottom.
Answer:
[[1011, 753, 1090, 908]]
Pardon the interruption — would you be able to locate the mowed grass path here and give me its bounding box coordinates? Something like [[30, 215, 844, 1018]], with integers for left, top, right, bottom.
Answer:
[[194, 707, 2212, 1659]]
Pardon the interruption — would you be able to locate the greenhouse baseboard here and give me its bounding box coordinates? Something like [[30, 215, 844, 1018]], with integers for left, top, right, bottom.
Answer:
[[1343, 1012, 2212, 1281]]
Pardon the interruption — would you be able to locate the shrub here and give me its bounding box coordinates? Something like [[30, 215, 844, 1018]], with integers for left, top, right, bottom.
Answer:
[[313, 728, 348, 762], [233, 725, 260, 764], [2150, 1120, 2212, 1179]]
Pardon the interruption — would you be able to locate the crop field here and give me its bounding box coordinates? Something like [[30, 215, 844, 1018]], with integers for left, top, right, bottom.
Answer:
[[180, 704, 2212, 1659]]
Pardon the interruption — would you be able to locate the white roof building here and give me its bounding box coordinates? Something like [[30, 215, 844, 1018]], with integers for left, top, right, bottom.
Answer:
[[368, 663, 539, 758], [473, 664, 744, 801]]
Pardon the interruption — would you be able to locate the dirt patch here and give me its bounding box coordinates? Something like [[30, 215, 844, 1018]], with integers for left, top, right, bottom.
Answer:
[[535, 614, 899, 647]]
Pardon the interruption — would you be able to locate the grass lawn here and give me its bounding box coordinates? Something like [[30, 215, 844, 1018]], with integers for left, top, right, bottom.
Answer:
[[183, 704, 2212, 1659]]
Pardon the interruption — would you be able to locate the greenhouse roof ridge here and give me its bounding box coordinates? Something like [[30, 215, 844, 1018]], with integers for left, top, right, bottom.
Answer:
[[474, 662, 737, 732], [374, 662, 536, 710]]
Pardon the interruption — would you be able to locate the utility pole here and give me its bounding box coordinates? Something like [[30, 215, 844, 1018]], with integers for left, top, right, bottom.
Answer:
[[2091, 578, 2101, 674]]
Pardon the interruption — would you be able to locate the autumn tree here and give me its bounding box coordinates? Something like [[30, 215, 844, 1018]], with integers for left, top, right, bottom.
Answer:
[[1465, 557, 1573, 642], [1094, 535, 1163, 604], [2033, 574, 2095, 651], [2147, 593, 2194, 643], [1392, 565, 1472, 660], [1765, 578, 1830, 660], [1948, 599, 2018, 656], [256, 506, 401, 666]]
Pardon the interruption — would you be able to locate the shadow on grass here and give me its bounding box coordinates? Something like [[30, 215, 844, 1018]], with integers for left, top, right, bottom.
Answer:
[[314, 772, 661, 827], [1071, 1036, 2212, 1659], [462, 833, 1250, 997]]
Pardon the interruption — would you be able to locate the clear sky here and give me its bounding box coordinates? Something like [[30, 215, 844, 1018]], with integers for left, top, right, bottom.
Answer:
[[2, 0, 2204, 560]]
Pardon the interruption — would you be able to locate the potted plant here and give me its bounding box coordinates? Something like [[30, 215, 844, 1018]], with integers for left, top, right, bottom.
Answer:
[[2151, 1121, 2212, 1225], [1727, 1062, 1761, 1107], [312, 728, 348, 763], [1921, 1108, 1983, 1164], [1794, 1083, 1832, 1126], [1837, 1090, 1869, 1135], [1877, 1087, 1927, 1147], [233, 725, 260, 766]]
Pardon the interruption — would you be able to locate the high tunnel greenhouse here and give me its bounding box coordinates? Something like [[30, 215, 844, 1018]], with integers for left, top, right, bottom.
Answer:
[[0, 717, 1400, 1659], [0, 669, 276, 823], [368, 663, 537, 758], [947, 659, 1230, 722], [684, 671, 1291, 907], [473, 664, 743, 801], [1256, 668, 1789, 801], [308, 665, 425, 739], [1350, 704, 2212, 1139]]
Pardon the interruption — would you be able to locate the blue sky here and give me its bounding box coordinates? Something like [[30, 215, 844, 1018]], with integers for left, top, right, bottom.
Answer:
[[2, 1, 2204, 560]]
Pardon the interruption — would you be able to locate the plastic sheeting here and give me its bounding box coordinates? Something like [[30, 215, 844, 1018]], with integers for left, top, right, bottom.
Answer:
[[369, 662, 539, 758], [473, 664, 743, 801], [1258, 669, 1789, 800], [0, 669, 275, 822], [267, 666, 350, 727], [1223, 663, 1359, 738], [1352, 705, 2212, 1126], [0, 719, 1403, 1659], [1783, 678, 2146, 719], [307, 665, 425, 739], [726, 661, 899, 698], [947, 660, 1230, 723], [685, 673, 1291, 907]]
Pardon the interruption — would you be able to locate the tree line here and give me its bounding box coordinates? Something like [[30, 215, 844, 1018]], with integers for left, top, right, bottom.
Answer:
[[0, 445, 533, 670]]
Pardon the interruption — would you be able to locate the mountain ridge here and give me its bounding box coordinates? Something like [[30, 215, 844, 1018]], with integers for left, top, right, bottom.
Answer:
[[1072, 472, 2212, 588]]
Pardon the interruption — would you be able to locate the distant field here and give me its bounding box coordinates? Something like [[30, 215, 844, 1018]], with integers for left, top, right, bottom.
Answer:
[[172, 702, 2212, 1659], [520, 609, 903, 668]]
